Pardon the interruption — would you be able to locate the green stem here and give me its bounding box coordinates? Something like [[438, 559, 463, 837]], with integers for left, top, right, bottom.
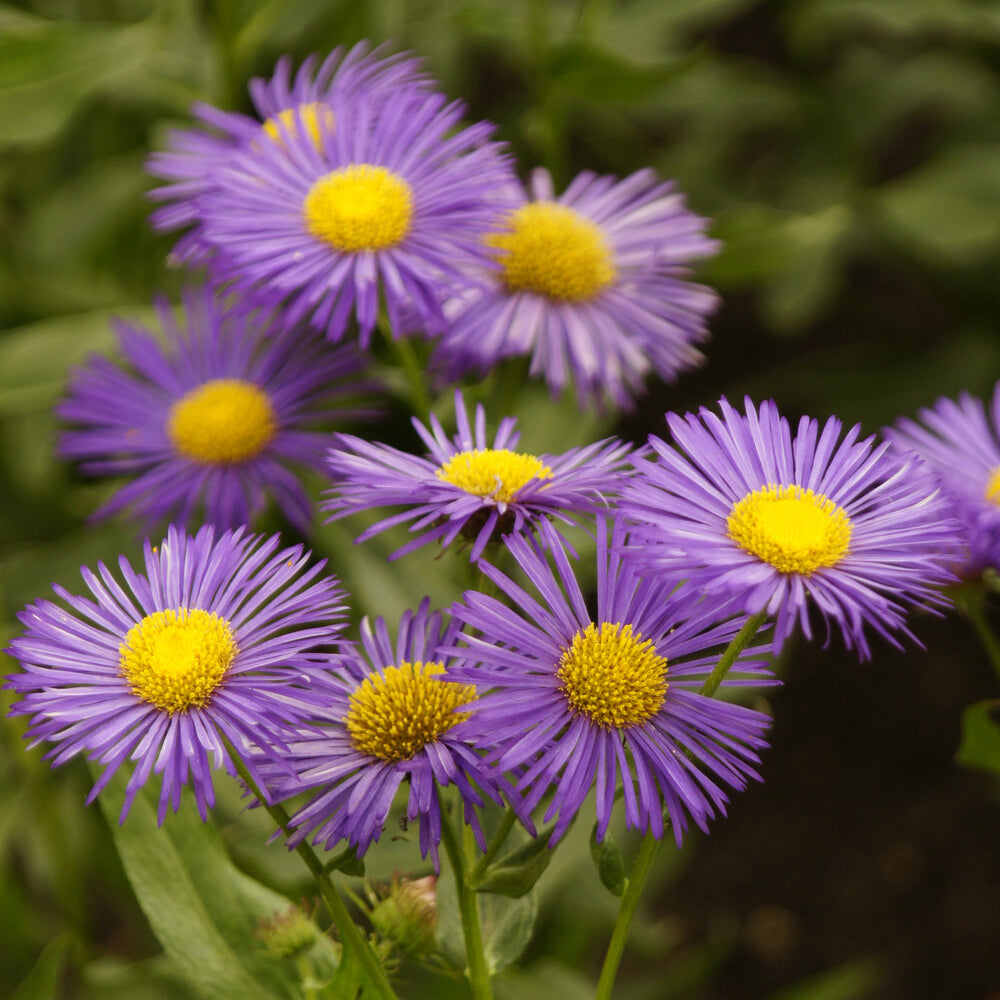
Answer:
[[387, 328, 432, 423], [593, 609, 769, 999], [441, 812, 493, 1000], [957, 589, 1000, 684], [224, 744, 400, 1000], [469, 807, 517, 882]]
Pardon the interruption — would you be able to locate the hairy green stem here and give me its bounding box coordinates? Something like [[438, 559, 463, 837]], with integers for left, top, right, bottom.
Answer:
[[593, 831, 658, 1000], [593, 609, 769, 999], [223, 743, 400, 1000], [699, 610, 769, 698], [441, 813, 493, 1000]]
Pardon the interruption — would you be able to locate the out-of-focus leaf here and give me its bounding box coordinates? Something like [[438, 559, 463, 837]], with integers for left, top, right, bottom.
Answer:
[[875, 144, 1000, 264], [956, 700, 1000, 779], [589, 825, 626, 897], [765, 959, 880, 1000], [481, 891, 536, 975], [79, 954, 195, 1000], [550, 40, 692, 101], [9, 932, 74, 1000], [707, 202, 854, 332], [0, 307, 153, 416], [495, 958, 593, 1000], [94, 766, 301, 1000], [0, 7, 160, 146], [791, 0, 1000, 51]]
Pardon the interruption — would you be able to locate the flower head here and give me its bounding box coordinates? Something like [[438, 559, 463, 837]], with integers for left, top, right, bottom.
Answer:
[[5, 525, 345, 823], [449, 520, 773, 845], [58, 287, 376, 534], [619, 396, 961, 658], [190, 84, 515, 346], [433, 167, 720, 411], [323, 389, 635, 561], [258, 600, 498, 866], [147, 42, 429, 263], [887, 385, 1000, 576]]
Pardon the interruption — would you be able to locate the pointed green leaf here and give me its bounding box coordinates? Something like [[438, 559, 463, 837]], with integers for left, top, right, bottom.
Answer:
[[93, 765, 301, 1000], [589, 825, 626, 897], [472, 827, 554, 898]]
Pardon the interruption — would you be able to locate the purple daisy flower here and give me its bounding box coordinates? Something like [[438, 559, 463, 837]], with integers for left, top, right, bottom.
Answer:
[[58, 287, 376, 534], [323, 389, 636, 561], [193, 85, 516, 346], [432, 167, 720, 411], [887, 385, 1000, 576], [448, 519, 772, 845], [4, 525, 346, 823], [147, 42, 429, 263], [618, 396, 961, 658], [258, 600, 499, 866]]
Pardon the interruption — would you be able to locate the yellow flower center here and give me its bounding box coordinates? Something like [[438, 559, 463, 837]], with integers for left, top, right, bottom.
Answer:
[[167, 379, 277, 465], [557, 622, 667, 730], [303, 164, 413, 252], [727, 484, 852, 574], [262, 102, 335, 150], [490, 202, 616, 302], [435, 448, 552, 504], [345, 661, 476, 762], [985, 467, 1000, 506], [119, 608, 236, 714]]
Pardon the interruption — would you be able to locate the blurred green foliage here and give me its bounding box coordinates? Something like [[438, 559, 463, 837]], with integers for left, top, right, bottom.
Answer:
[[2, 0, 999, 997]]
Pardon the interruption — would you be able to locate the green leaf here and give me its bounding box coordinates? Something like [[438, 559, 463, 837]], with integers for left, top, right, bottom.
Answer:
[[0, 306, 154, 416], [875, 144, 1000, 265], [93, 765, 302, 1000], [481, 891, 536, 975], [764, 958, 880, 1000], [588, 825, 626, 897], [472, 827, 554, 898], [956, 700, 1000, 779], [10, 932, 74, 1000], [322, 844, 366, 878], [0, 7, 159, 146]]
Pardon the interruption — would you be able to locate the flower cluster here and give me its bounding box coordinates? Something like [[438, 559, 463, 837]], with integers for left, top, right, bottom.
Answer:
[[3, 41, 979, 904]]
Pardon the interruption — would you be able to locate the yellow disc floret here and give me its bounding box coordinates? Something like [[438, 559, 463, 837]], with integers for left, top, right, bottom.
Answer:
[[167, 379, 277, 465], [985, 467, 1000, 506], [436, 449, 552, 504], [262, 102, 335, 150], [303, 164, 413, 252], [345, 661, 476, 762], [727, 484, 852, 575], [119, 608, 236, 714], [491, 202, 616, 302], [557, 622, 667, 730]]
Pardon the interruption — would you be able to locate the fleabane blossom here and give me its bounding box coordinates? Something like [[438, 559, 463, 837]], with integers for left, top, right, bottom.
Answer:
[[433, 167, 720, 410], [324, 389, 635, 561], [888, 384, 1000, 576], [147, 42, 429, 263], [5, 525, 346, 823], [257, 600, 499, 867], [619, 396, 961, 657], [58, 287, 376, 534], [449, 520, 773, 845], [192, 85, 516, 345]]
